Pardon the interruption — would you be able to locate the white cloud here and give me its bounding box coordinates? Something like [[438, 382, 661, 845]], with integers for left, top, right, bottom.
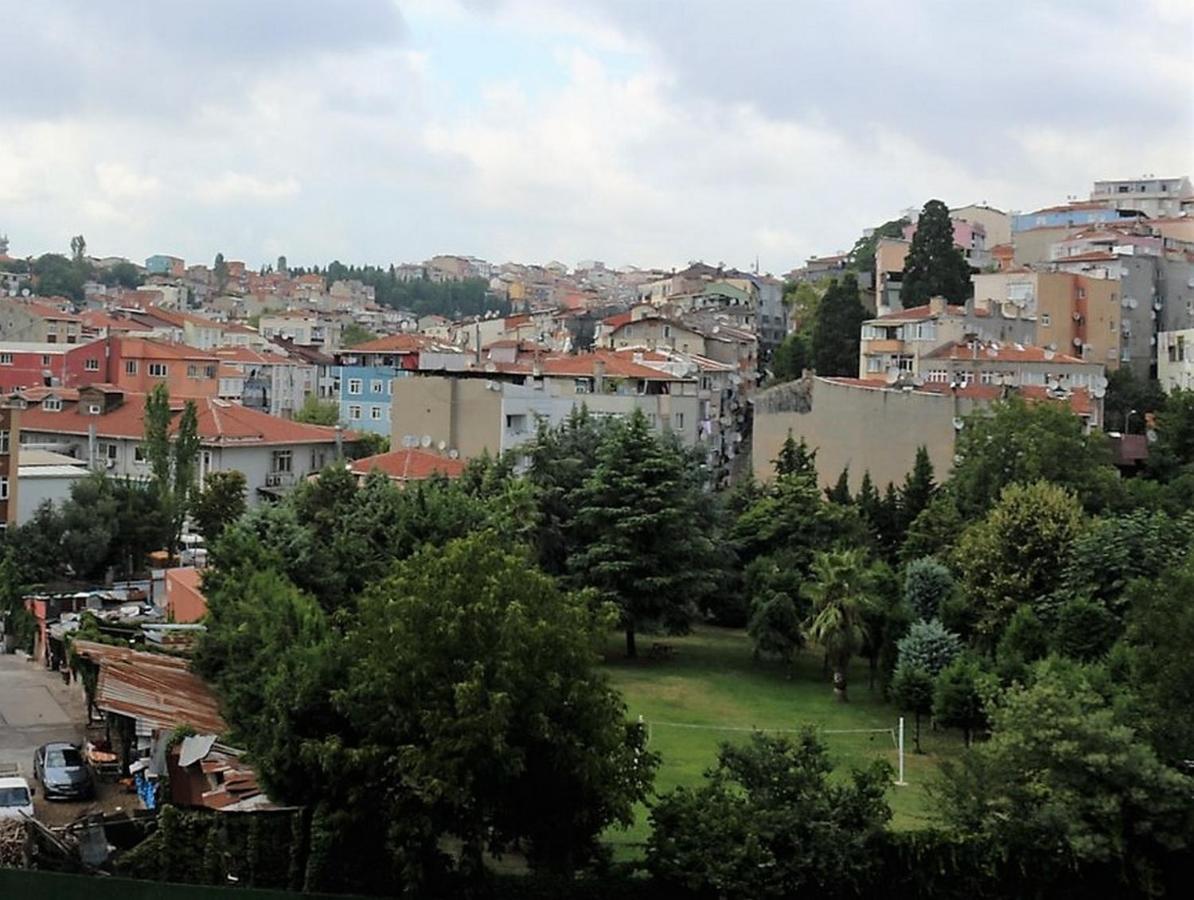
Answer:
[[193, 173, 302, 205]]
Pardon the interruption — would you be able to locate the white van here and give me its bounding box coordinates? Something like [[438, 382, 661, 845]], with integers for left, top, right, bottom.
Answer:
[[0, 776, 34, 821]]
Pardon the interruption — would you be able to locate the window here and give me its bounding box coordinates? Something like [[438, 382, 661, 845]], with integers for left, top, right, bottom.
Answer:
[[101, 442, 117, 461], [866, 356, 884, 373], [88, 404, 101, 415], [148, 362, 168, 377], [42, 398, 62, 412], [187, 364, 199, 377], [84, 358, 99, 371], [1076, 287, 1086, 300], [980, 371, 997, 385], [674, 412, 685, 429], [926, 369, 949, 383], [0, 430, 7, 454], [574, 378, 593, 394], [370, 380, 383, 394], [370, 405, 382, 421], [896, 355, 915, 372], [271, 450, 293, 473], [348, 405, 362, 420], [125, 360, 138, 375], [134, 445, 147, 462], [0, 354, 11, 365], [0, 477, 7, 500], [348, 378, 362, 395], [1041, 313, 1051, 327], [41, 355, 51, 366], [386, 380, 393, 395]]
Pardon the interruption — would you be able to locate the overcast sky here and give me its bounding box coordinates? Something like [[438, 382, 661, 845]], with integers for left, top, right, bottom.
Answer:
[[1, 0, 1191, 274]]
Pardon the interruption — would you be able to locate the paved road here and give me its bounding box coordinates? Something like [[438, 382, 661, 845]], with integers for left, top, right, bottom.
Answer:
[[0, 653, 117, 823]]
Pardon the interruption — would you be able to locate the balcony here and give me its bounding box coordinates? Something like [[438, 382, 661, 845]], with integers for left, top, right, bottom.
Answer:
[[864, 339, 906, 354]]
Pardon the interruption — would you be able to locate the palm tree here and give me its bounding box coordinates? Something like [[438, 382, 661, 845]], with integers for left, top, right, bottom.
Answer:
[[802, 549, 876, 702]]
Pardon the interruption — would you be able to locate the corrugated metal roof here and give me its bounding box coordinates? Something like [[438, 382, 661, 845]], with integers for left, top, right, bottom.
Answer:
[[72, 640, 227, 735]]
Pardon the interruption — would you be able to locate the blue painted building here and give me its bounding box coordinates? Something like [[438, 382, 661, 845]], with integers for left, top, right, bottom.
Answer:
[[1011, 204, 1142, 233], [332, 335, 426, 436]]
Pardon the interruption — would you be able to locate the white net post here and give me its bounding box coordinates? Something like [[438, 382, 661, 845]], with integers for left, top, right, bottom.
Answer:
[[895, 716, 907, 786]]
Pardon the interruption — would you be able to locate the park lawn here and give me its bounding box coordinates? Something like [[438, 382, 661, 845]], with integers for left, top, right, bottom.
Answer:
[[601, 625, 963, 855]]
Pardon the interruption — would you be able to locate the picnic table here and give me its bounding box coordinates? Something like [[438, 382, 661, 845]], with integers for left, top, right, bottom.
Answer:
[[648, 642, 675, 660]]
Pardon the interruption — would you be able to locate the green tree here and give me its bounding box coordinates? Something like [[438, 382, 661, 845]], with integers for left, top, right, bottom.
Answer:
[[935, 661, 1194, 891], [855, 470, 880, 525], [570, 409, 717, 657], [1120, 557, 1194, 764], [900, 446, 935, 530], [1147, 389, 1194, 480], [847, 216, 910, 275], [32, 252, 86, 303], [951, 395, 1118, 515], [900, 492, 963, 562], [143, 385, 201, 559], [191, 471, 247, 542], [903, 556, 953, 622], [1103, 367, 1164, 435], [338, 533, 657, 878], [1052, 596, 1118, 661], [100, 261, 144, 289], [172, 401, 200, 549], [895, 618, 961, 677], [802, 548, 877, 701], [810, 273, 867, 376], [932, 654, 990, 746], [956, 481, 1085, 647], [341, 322, 377, 347], [293, 394, 340, 426], [995, 606, 1049, 679], [900, 199, 972, 305], [773, 431, 817, 479], [70, 234, 87, 264], [890, 663, 934, 752], [646, 730, 891, 899], [770, 331, 809, 383], [213, 252, 229, 293], [825, 466, 851, 504], [747, 592, 803, 668]]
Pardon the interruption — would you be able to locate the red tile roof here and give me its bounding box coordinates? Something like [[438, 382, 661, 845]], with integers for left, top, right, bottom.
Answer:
[[601, 312, 633, 330], [347, 333, 436, 353], [20, 392, 350, 446], [924, 340, 1089, 364], [349, 448, 467, 481], [22, 300, 82, 322], [821, 377, 1094, 416], [868, 303, 966, 322], [117, 336, 218, 362]]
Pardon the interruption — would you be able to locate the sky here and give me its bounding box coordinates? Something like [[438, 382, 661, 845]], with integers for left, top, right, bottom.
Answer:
[[0, 0, 1191, 274]]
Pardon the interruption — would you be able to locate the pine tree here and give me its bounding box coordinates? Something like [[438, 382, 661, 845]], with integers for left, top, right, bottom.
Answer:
[[810, 273, 868, 376], [774, 432, 817, 480], [900, 199, 972, 305], [900, 446, 936, 531], [571, 410, 716, 657], [856, 471, 880, 526], [826, 466, 852, 505], [873, 483, 903, 558]]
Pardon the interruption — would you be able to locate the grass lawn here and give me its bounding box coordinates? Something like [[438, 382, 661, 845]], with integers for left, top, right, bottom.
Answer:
[[601, 625, 963, 855]]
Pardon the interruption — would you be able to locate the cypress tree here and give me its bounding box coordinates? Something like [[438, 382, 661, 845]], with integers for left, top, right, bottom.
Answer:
[[900, 446, 936, 530], [773, 432, 817, 480], [900, 199, 973, 305], [810, 273, 868, 377], [826, 466, 852, 505]]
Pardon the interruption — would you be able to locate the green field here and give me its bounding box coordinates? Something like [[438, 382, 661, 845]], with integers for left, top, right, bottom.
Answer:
[[602, 625, 962, 853]]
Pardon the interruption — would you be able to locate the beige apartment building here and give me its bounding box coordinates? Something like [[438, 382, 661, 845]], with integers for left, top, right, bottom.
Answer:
[[952, 203, 1011, 248], [972, 271, 1120, 369]]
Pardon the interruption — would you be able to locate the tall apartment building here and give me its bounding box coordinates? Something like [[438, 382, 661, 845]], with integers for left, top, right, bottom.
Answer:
[[1090, 176, 1193, 219], [0, 402, 19, 529]]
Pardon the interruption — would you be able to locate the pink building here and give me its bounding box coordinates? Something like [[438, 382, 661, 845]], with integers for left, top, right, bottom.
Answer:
[[903, 218, 989, 267]]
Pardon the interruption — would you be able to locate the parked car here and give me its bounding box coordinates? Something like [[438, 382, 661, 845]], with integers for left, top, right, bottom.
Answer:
[[33, 743, 94, 801], [0, 776, 34, 820]]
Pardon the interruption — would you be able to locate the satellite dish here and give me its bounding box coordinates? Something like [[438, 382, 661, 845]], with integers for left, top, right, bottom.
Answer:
[[1093, 385, 1106, 399], [448, 448, 459, 460], [1073, 337, 1083, 348], [402, 434, 416, 448], [437, 440, 447, 451], [1129, 298, 1138, 309], [884, 369, 899, 385], [21, 288, 30, 297], [1122, 297, 1132, 308], [953, 417, 965, 431], [420, 434, 432, 448]]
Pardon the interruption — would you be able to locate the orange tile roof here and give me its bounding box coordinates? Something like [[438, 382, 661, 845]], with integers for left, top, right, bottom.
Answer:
[[212, 346, 286, 365], [924, 341, 1089, 364], [20, 392, 350, 446], [117, 337, 218, 362], [23, 300, 82, 322], [821, 377, 1094, 416], [868, 303, 966, 322], [347, 333, 435, 353], [602, 312, 633, 329], [349, 448, 467, 481]]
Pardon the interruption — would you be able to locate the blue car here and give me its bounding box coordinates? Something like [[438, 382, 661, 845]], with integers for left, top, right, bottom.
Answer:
[[33, 742, 95, 801]]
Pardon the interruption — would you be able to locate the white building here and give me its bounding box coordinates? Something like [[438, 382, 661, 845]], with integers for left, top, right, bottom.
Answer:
[[1158, 329, 1194, 393]]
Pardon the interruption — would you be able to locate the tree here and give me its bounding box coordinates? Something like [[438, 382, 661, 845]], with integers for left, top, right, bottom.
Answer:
[[213, 252, 229, 293], [1103, 367, 1164, 436], [341, 322, 377, 347], [899, 446, 935, 530], [171, 401, 200, 549], [773, 431, 816, 479], [903, 557, 953, 622], [900, 492, 963, 562], [855, 470, 880, 526], [900, 199, 972, 305], [770, 331, 809, 383], [932, 654, 989, 747], [935, 661, 1194, 892], [955, 481, 1085, 648], [847, 216, 910, 275], [100, 261, 143, 289], [293, 394, 340, 426], [810, 273, 868, 376], [802, 548, 877, 701], [1147, 389, 1194, 480], [825, 466, 851, 504], [70, 234, 87, 264], [1052, 596, 1118, 661], [646, 730, 891, 899], [895, 618, 961, 678], [191, 471, 247, 542], [891, 664, 934, 753], [995, 606, 1048, 679], [1120, 557, 1194, 764], [32, 253, 85, 303], [143, 385, 201, 559], [571, 409, 717, 656], [338, 533, 657, 878], [951, 395, 1118, 515], [747, 592, 802, 668]]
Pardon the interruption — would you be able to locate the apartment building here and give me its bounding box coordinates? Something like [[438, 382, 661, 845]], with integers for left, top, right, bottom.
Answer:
[[0, 402, 19, 529], [0, 298, 84, 344], [1158, 329, 1194, 393], [1090, 176, 1193, 219]]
